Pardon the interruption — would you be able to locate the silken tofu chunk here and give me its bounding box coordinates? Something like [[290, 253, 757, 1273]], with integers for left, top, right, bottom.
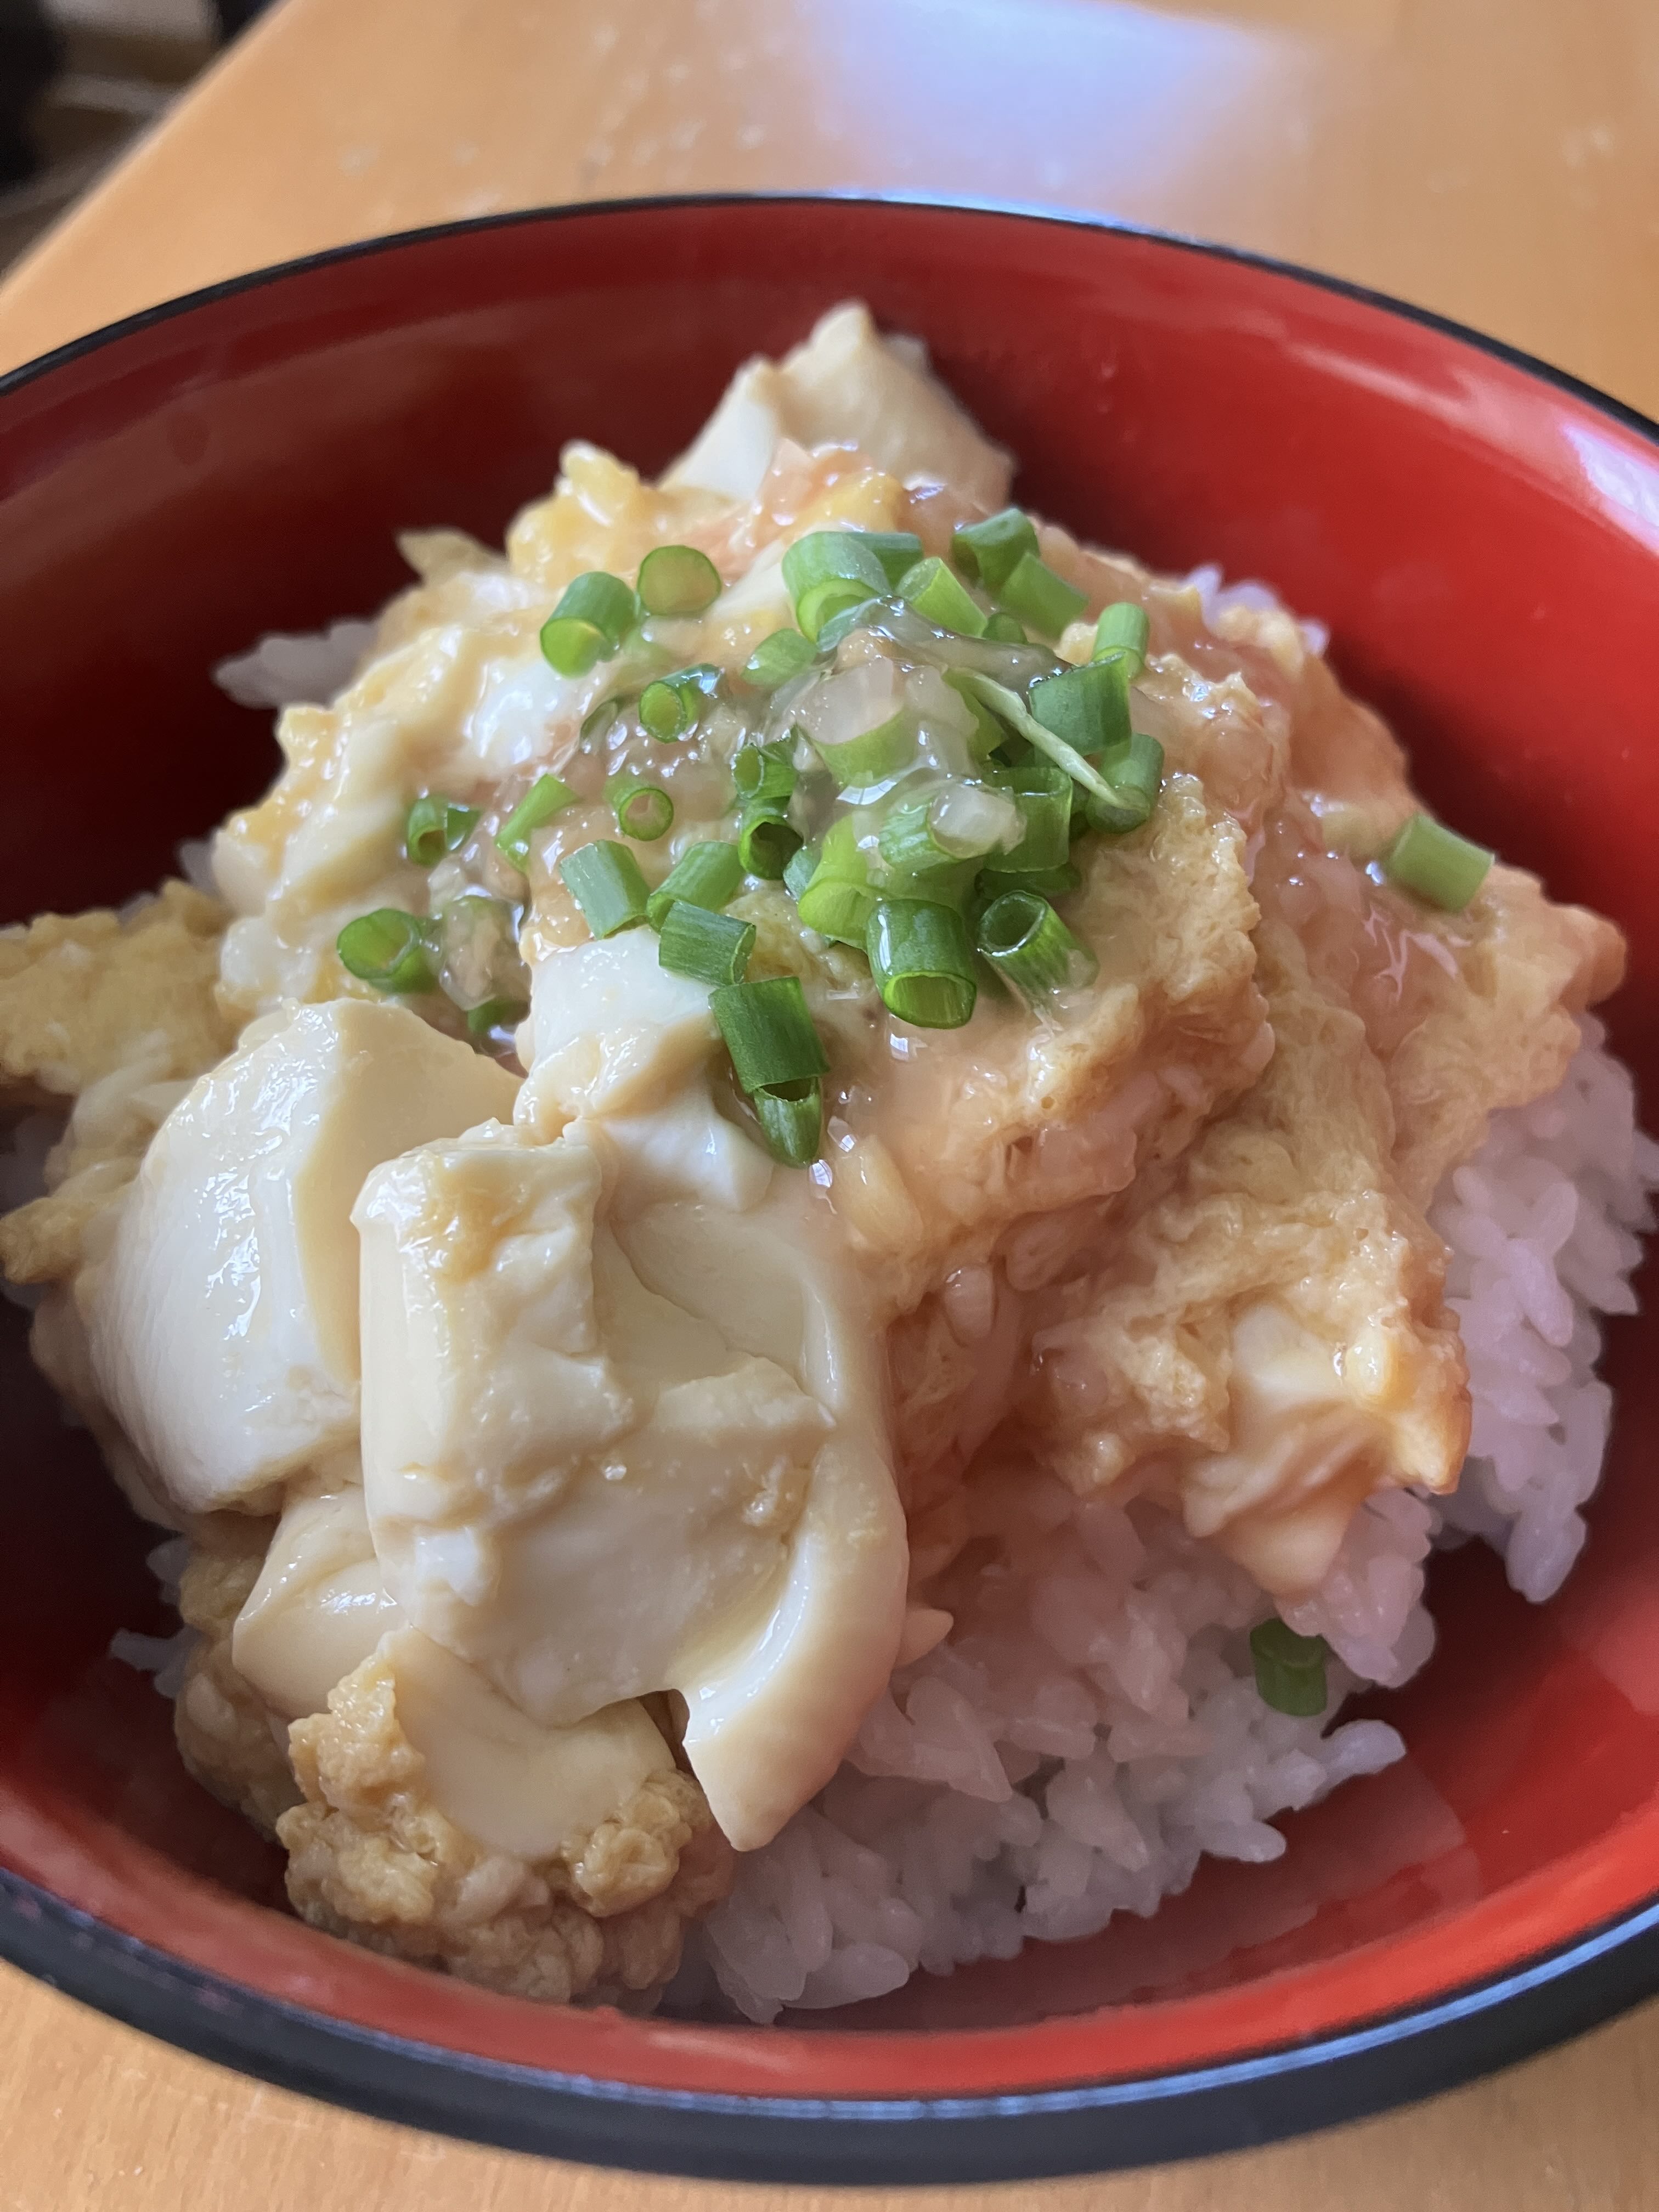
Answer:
[[517, 927, 721, 1125], [354, 1116, 907, 1850], [81, 998, 520, 1518]]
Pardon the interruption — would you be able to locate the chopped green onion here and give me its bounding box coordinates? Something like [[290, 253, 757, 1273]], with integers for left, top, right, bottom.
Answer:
[[809, 708, 915, 790], [898, 556, 988, 637], [1249, 1618, 1330, 1717], [743, 627, 814, 690], [799, 874, 877, 946], [607, 776, 674, 842], [977, 859, 1082, 902], [958, 671, 1154, 818], [1092, 601, 1150, 677], [336, 909, 437, 994], [466, 996, 527, 1040], [816, 595, 892, 653], [856, 530, 925, 588], [783, 840, 819, 902], [640, 664, 720, 741], [977, 890, 1098, 1002], [995, 551, 1088, 637], [539, 571, 636, 676], [797, 580, 876, 643], [657, 900, 755, 987], [753, 1077, 822, 1167], [712, 975, 829, 1092], [738, 803, 802, 880], [984, 760, 1073, 873], [732, 740, 797, 806], [951, 507, 1039, 591], [866, 899, 978, 1029], [404, 793, 479, 867], [558, 840, 650, 936], [878, 799, 957, 878], [495, 771, 577, 871], [781, 531, 890, 642], [1030, 661, 1131, 760], [796, 819, 877, 946], [581, 696, 621, 743], [639, 681, 689, 741], [879, 782, 1022, 876], [636, 544, 721, 618], [983, 612, 1028, 644], [645, 839, 744, 928], [1083, 730, 1165, 835], [1383, 812, 1493, 911], [941, 668, 1008, 763]]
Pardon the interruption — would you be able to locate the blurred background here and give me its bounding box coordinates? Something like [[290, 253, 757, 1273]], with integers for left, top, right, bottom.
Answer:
[[0, 0, 263, 268], [0, 0, 1654, 409]]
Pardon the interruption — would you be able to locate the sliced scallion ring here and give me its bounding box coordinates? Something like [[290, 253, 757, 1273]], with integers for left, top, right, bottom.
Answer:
[[977, 889, 1098, 1002], [712, 975, 829, 1092], [607, 776, 674, 842], [1082, 730, 1165, 835], [743, 627, 814, 690], [983, 611, 1028, 644], [539, 571, 636, 676], [951, 507, 1039, 591], [644, 839, 743, 929], [1030, 659, 1132, 759], [898, 556, 988, 637], [737, 803, 802, 879], [809, 707, 915, 791], [405, 793, 479, 867], [336, 909, 437, 994], [732, 740, 797, 807], [753, 1076, 823, 1167], [1249, 1618, 1330, 1717], [976, 859, 1082, 902], [856, 529, 925, 588], [866, 898, 977, 1029], [958, 670, 1158, 821], [558, 839, 650, 936], [794, 818, 876, 946], [639, 664, 720, 741], [995, 550, 1088, 637], [781, 531, 890, 641], [657, 900, 755, 988], [1092, 600, 1151, 677], [635, 544, 722, 618], [495, 771, 577, 872], [814, 595, 888, 653], [1382, 812, 1493, 911], [879, 782, 1022, 876], [985, 763, 1074, 873], [783, 840, 820, 902]]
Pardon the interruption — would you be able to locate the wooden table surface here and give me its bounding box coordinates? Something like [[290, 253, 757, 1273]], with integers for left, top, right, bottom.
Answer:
[[3, 1, 1658, 2205]]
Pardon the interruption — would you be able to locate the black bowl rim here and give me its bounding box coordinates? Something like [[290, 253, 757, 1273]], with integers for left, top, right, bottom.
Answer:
[[3, 191, 1659, 2186]]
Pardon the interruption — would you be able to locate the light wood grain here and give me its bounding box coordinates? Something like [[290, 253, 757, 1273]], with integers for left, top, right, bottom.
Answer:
[[5, 1959, 1659, 2211], [4, 0, 1659, 2203]]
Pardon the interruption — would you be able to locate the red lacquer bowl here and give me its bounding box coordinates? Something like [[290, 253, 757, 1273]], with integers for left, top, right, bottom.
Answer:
[[3, 199, 1659, 2186]]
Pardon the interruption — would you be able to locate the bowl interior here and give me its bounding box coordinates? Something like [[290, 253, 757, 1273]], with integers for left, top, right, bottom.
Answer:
[[4, 199, 1659, 2103]]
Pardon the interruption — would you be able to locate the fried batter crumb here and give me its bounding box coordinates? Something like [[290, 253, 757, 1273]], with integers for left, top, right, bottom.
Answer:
[[278, 1647, 732, 2002]]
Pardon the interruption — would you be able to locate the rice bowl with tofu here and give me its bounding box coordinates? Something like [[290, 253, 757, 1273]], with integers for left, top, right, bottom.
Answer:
[[1, 298, 1651, 2026]]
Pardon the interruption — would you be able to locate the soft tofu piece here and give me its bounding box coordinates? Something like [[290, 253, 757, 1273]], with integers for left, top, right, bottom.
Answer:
[[374, 1625, 677, 1863], [232, 1486, 406, 1720], [355, 1105, 907, 1852], [516, 929, 721, 1125], [82, 998, 520, 1517], [664, 301, 1012, 512]]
